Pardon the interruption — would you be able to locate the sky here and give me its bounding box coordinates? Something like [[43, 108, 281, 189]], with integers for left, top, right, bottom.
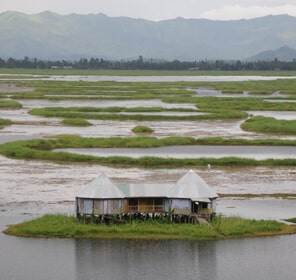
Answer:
[[1, 0, 296, 21]]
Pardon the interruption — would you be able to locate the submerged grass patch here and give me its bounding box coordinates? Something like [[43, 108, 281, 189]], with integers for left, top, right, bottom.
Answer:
[[4, 214, 294, 240], [0, 100, 22, 108], [0, 118, 11, 129], [62, 118, 92, 126], [0, 137, 296, 167], [241, 116, 296, 135], [29, 106, 246, 121], [132, 125, 154, 134], [285, 218, 296, 223]]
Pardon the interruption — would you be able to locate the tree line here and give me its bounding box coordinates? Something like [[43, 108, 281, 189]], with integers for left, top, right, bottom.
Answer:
[[1, 56, 296, 71]]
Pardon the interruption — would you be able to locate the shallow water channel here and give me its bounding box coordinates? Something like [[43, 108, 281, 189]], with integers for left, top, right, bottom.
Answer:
[[59, 145, 296, 160], [0, 76, 296, 279]]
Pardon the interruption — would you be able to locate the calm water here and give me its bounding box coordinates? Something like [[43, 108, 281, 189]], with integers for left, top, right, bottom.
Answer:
[[59, 145, 296, 160], [1, 221, 295, 280]]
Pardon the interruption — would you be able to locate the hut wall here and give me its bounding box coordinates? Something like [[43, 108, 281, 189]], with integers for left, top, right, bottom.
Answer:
[[164, 199, 170, 212], [78, 198, 126, 215], [78, 198, 93, 215], [170, 199, 191, 215], [91, 199, 126, 215], [211, 199, 217, 210], [94, 200, 104, 215], [103, 199, 124, 215]]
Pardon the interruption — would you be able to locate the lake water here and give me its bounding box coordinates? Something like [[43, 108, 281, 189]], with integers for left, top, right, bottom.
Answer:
[[58, 145, 296, 160], [0, 154, 295, 280], [0, 75, 295, 279], [1, 215, 295, 280]]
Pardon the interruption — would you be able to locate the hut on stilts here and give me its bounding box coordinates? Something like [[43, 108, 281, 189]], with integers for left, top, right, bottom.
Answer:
[[76, 170, 218, 224]]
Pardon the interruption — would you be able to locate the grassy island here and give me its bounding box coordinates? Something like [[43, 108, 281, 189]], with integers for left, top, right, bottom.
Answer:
[[62, 118, 92, 126], [0, 118, 11, 129], [132, 125, 154, 134], [0, 136, 296, 167], [4, 214, 295, 240]]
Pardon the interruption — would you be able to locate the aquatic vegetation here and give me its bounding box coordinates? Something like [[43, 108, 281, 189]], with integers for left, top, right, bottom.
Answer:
[[62, 118, 92, 126], [0, 100, 22, 108], [285, 218, 296, 223], [29, 106, 247, 121], [0, 118, 11, 129], [0, 137, 296, 167], [241, 116, 296, 135], [132, 125, 154, 134], [4, 214, 294, 240]]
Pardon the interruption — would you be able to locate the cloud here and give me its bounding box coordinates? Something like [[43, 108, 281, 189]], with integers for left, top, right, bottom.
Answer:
[[200, 4, 296, 20]]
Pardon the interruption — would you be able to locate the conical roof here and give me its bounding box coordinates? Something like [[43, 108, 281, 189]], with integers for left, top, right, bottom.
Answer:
[[169, 169, 218, 199], [76, 173, 125, 199]]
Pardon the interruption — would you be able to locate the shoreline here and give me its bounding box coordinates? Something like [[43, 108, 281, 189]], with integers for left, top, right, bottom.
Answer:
[[4, 214, 296, 241]]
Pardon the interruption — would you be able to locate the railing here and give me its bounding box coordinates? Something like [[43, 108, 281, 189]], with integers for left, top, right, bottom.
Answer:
[[198, 208, 214, 215], [128, 205, 164, 212]]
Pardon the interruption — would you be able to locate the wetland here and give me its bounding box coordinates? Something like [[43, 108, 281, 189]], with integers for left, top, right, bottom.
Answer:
[[0, 72, 296, 280]]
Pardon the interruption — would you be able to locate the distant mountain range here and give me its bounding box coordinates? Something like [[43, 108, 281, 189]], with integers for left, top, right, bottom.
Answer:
[[1, 11, 296, 61], [247, 45, 296, 61]]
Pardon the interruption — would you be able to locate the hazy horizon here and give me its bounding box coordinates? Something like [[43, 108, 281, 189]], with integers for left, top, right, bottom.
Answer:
[[1, 0, 296, 21]]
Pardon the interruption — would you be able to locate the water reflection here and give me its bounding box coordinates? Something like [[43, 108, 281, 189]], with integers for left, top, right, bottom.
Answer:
[[75, 239, 217, 280], [73, 236, 296, 280]]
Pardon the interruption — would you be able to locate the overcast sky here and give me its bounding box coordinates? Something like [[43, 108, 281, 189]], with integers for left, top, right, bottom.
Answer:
[[1, 0, 296, 20]]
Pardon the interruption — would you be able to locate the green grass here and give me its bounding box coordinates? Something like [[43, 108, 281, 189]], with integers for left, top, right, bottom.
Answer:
[[4, 214, 294, 240], [132, 125, 154, 134], [62, 118, 92, 126], [0, 137, 296, 167], [29, 106, 247, 121], [0, 118, 11, 129], [0, 100, 22, 108], [241, 116, 296, 135], [284, 218, 296, 223], [211, 216, 292, 237]]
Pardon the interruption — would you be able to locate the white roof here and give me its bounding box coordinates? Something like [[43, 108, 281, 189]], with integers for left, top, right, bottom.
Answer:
[[77, 173, 125, 199], [77, 170, 218, 200], [169, 169, 218, 199], [117, 183, 173, 198]]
